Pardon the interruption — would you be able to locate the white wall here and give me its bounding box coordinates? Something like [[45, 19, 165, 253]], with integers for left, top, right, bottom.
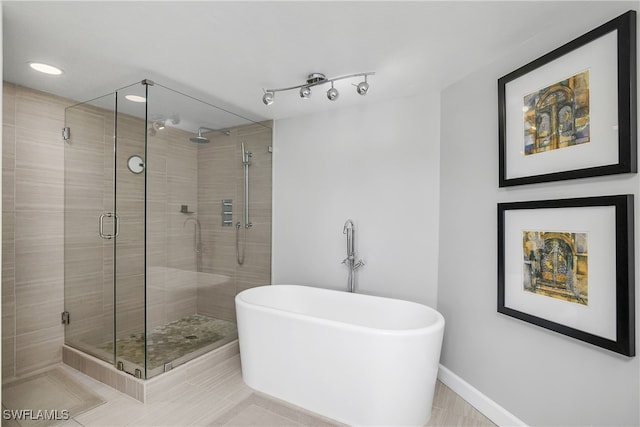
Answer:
[[272, 4, 639, 425], [438, 4, 639, 426], [272, 94, 440, 307]]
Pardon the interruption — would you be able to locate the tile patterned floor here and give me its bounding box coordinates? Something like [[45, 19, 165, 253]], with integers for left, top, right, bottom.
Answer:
[[427, 381, 495, 427], [213, 394, 345, 427], [1, 368, 104, 427], [2, 359, 496, 427]]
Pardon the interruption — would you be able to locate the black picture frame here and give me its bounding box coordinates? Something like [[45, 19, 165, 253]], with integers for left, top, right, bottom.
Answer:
[[497, 195, 635, 356], [498, 10, 637, 187]]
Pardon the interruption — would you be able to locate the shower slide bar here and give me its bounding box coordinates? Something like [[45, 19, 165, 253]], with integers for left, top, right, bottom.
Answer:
[[236, 142, 252, 265], [241, 142, 252, 229]]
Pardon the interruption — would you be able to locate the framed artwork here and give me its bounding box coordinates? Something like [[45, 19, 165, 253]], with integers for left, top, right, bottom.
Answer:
[[497, 195, 635, 356], [498, 10, 636, 187]]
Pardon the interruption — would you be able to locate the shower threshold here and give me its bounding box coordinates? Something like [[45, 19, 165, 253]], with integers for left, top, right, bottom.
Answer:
[[63, 339, 240, 402]]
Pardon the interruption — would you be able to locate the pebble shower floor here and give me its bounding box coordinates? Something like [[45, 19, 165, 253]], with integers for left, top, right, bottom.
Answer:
[[99, 314, 237, 371]]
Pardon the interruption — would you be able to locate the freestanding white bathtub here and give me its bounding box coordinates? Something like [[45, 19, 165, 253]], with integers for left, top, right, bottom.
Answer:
[[235, 284, 445, 426]]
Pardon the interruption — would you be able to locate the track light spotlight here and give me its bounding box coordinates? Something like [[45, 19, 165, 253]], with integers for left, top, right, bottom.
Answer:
[[327, 82, 339, 101], [262, 91, 275, 106], [154, 120, 166, 131], [261, 71, 374, 105], [299, 86, 312, 99], [356, 75, 369, 95]]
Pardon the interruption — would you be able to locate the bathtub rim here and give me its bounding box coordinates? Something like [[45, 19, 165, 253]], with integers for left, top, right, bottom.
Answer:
[[235, 284, 445, 337]]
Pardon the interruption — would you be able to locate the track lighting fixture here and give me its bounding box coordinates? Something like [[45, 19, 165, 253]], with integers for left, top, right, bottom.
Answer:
[[148, 120, 166, 136], [262, 71, 374, 106], [155, 120, 166, 130], [262, 90, 275, 106], [326, 82, 339, 101], [299, 86, 312, 99], [355, 75, 369, 95]]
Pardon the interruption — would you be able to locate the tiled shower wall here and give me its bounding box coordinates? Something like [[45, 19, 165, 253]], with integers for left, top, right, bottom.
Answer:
[[2, 82, 67, 379], [196, 123, 273, 322], [2, 81, 273, 380], [146, 124, 199, 331]]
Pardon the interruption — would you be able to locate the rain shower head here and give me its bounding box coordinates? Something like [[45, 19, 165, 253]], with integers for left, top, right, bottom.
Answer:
[[189, 127, 230, 143], [190, 136, 209, 143], [190, 134, 209, 144], [190, 127, 210, 143]]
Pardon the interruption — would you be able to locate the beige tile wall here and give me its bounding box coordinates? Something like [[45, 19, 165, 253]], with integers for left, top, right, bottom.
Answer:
[[64, 100, 114, 356], [2, 82, 68, 380], [2, 82, 17, 380], [113, 113, 147, 348], [234, 123, 273, 293], [145, 125, 199, 331], [196, 123, 273, 322]]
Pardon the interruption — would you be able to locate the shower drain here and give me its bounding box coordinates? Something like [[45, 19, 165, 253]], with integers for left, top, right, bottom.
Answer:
[[184, 335, 198, 340]]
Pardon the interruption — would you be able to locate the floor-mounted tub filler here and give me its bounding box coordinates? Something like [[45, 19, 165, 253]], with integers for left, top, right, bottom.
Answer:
[[235, 284, 445, 426]]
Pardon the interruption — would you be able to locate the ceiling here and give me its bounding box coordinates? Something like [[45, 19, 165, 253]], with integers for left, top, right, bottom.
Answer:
[[2, 1, 635, 127]]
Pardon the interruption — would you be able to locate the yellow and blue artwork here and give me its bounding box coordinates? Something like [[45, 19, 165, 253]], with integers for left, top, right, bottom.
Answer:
[[523, 70, 590, 156], [522, 231, 588, 305]]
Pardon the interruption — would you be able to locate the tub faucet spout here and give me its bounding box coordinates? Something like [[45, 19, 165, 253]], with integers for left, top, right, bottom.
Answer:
[[342, 219, 364, 292]]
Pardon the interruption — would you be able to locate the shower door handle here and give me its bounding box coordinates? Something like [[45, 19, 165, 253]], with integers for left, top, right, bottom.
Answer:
[[99, 212, 119, 239]]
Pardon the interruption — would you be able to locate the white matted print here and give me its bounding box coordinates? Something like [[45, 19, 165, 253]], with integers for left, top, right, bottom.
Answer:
[[497, 195, 634, 357], [498, 11, 636, 187], [504, 33, 618, 180], [503, 205, 616, 340]]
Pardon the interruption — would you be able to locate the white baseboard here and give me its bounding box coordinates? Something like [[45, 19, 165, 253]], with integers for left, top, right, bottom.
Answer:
[[438, 364, 527, 427]]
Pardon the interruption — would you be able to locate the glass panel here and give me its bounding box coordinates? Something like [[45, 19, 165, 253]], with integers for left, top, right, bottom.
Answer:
[[63, 92, 116, 364], [143, 83, 272, 378], [113, 83, 148, 377]]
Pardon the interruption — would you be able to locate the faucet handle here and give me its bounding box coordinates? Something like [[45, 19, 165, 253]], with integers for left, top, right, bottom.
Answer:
[[353, 260, 365, 270]]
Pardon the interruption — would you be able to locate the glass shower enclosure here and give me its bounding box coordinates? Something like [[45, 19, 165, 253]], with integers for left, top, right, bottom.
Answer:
[[63, 80, 272, 379]]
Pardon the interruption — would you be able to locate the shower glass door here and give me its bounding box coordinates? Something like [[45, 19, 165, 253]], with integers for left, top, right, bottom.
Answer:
[[63, 92, 117, 365], [64, 83, 148, 377]]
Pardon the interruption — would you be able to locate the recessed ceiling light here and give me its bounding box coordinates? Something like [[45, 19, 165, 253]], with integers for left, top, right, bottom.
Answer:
[[125, 95, 146, 103], [29, 62, 63, 75]]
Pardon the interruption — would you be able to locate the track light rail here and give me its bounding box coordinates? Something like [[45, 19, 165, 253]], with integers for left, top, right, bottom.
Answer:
[[262, 71, 375, 105]]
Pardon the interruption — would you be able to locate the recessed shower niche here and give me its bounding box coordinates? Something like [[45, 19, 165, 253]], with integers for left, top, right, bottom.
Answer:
[[63, 80, 272, 380]]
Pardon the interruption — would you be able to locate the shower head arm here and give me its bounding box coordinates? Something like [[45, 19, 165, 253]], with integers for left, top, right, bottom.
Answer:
[[195, 127, 231, 137]]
